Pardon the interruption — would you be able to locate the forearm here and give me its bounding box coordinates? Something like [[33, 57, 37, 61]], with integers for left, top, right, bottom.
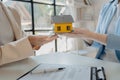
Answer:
[[28, 35, 42, 50], [91, 33, 107, 45], [72, 28, 107, 46]]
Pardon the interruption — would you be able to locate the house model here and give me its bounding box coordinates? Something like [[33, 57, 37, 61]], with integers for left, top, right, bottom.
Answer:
[[51, 15, 74, 33]]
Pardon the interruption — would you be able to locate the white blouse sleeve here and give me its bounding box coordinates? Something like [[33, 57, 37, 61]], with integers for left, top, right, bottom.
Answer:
[[0, 3, 34, 66], [0, 37, 34, 65]]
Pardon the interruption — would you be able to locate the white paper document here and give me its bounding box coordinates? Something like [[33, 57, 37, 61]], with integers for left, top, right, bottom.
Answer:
[[18, 63, 91, 80]]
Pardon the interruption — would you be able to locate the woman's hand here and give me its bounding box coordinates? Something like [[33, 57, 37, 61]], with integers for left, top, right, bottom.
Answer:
[[58, 27, 107, 45], [58, 28, 94, 39], [28, 34, 58, 50]]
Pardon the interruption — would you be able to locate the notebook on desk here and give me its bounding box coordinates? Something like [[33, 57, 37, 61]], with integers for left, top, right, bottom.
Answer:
[[17, 63, 106, 80]]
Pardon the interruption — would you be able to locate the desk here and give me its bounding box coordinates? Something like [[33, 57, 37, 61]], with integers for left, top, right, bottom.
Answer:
[[0, 53, 120, 80]]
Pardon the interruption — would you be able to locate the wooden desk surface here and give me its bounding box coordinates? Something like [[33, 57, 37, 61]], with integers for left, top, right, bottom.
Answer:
[[0, 53, 120, 80]]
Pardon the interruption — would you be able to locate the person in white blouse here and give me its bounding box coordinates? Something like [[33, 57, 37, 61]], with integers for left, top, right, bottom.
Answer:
[[0, 2, 58, 65]]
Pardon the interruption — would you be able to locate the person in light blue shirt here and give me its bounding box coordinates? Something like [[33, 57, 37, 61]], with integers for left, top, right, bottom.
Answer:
[[59, 0, 120, 63]]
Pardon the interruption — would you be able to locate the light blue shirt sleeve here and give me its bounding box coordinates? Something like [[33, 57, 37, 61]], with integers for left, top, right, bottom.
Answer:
[[106, 34, 120, 50], [91, 41, 101, 48]]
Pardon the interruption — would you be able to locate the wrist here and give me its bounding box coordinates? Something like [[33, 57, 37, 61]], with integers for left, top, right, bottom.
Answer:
[[28, 35, 38, 47], [28, 36, 42, 50], [92, 33, 107, 45], [33, 45, 41, 50], [28, 35, 34, 46]]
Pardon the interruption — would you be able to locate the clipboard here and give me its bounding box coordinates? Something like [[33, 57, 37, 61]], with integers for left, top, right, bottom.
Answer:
[[17, 63, 106, 80], [91, 67, 106, 80]]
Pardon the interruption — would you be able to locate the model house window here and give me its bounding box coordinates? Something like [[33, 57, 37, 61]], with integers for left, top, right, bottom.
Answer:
[[57, 26, 61, 31], [66, 26, 70, 30]]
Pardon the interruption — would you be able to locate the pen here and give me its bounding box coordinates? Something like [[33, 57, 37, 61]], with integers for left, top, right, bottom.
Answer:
[[31, 67, 65, 74]]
